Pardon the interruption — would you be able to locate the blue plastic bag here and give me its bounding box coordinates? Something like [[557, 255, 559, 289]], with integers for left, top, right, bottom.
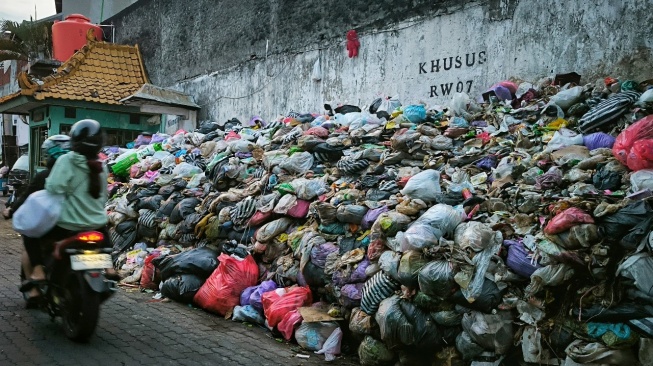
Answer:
[[403, 105, 427, 124]]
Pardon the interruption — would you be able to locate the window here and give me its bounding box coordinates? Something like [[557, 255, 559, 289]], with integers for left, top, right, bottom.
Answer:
[[64, 107, 76, 118], [60, 124, 141, 147], [32, 109, 45, 122], [129, 114, 140, 125], [30, 125, 48, 169]]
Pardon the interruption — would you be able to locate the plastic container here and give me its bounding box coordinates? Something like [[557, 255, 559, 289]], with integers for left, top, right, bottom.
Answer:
[[111, 153, 139, 176], [52, 14, 103, 62]]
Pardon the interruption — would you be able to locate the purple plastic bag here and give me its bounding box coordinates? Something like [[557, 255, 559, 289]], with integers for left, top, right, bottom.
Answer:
[[471, 120, 488, 127], [583, 132, 616, 151], [151, 133, 167, 144], [476, 155, 498, 170], [332, 258, 370, 286], [311, 243, 339, 268], [240, 285, 257, 306], [249, 280, 278, 312], [235, 152, 253, 159], [350, 258, 370, 283], [504, 240, 541, 277], [134, 134, 152, 147], [341, 283, 364, 308], [535, 167, 563, 190], [361, 206, 389, 229]]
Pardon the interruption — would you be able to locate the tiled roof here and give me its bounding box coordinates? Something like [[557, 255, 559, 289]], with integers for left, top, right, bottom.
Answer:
[[0, 91, 21, 104], [7, 34, 148, 106]]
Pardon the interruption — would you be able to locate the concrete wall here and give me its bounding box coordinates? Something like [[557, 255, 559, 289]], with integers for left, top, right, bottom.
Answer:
[[108, 0, 653, 123], [62, 0, 138, 24]]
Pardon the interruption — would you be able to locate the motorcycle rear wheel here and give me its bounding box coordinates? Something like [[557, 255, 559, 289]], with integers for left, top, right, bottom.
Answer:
[[61, 274, 100, 342]]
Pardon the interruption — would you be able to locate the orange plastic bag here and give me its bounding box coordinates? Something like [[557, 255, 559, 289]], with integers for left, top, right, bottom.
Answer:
[[193, 254, 259, 316], [262, 286, 312, 328]]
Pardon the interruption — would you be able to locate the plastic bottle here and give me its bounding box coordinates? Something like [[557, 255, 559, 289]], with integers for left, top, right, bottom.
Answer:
[[136, 143, 163, 159]]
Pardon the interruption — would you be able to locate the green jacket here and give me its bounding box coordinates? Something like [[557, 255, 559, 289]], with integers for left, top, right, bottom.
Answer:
[[45, 151, 108, 231]]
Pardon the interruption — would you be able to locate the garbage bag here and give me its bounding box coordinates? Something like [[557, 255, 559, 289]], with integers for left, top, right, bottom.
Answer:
[[418, 261, 455, 300], [372, 212, 412, 238], [598, 200, 653, 249], [403, 105, 427, 123], [139, 253, 161, 290], [111, 220, 137, 253], [160, 274, 203, 303], [546, 224, 599, 250], [256, 217, 293, 243], [579, 91, 640, 133], [413, 204, 466, 237], [193, 254, 259, 316], [583, 132, 616, 150], [291, 178, 327, 200], [461, 311, 513, 354], [315, 327, 343, 361], [545, 128, 584, 152], [618, 253, 653, 297], [169, 197, 201, 225], [362, 206, 389, 229], [573, 302, 653, 322], [341, 283, 365, 308], [248, 280, 278, 312], [350, 307, 376, 335], [378, 251, 402, 282], [277, 310, 302, 341], [456, 331, 485, 361], [336, 204, 369, 225], [550, 86, 582, 109], [613, 115, 653, 171], [155, 247, 219, 281], [137, 195, 164, 211], [400, 170, 442, 202], [240, 285, 257, 306], [361, 272, 401, 315], [593, 164, 622, 190], [232, 305, 265, 325], [503, 240, 541, 277], [358, 335, 395, 366], [376, 295, 443, 349], [13, 190, 64, 237], [452, 278, 503, 313], [544, 207, 594, 235], [315, 202, 338, 224], [397, 251, 429, 288], [454, 222, 496, 252], [302, 261, 329, 287], [525, 264, 575, 297], [311, 242, 339, 268], [280, 151, 314, 174], [631, 169, 653, 191], [400, 224, 442, 252], [262, 286, 312, 328], [295, 321, 339, 351], [564, 340, 637, 365]]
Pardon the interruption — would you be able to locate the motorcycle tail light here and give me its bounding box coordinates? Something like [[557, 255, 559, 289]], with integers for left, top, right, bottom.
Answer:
[[77, 231, 104, 243]]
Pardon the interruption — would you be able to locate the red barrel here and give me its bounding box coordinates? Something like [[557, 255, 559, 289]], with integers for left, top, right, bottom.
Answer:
[[52, 14, 103, 62]]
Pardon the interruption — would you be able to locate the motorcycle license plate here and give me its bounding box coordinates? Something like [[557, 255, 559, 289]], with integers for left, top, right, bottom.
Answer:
[[70, 254, 112, 271]]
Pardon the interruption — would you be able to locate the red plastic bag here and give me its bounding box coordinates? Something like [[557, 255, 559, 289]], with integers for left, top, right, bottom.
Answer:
[[544, 207, 594, 235], [140, 253, 161, 290], [287, 199, 310, 218], [278, 310, 303, 340], [249, 210, 274, 226], [193, 254, 259, 316], [262, 286, 312, 328], [613, 115, 653, 171]]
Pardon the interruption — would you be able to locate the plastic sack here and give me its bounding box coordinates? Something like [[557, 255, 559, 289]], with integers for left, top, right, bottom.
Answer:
[[403, 105, 426, 123], [631, 169, 653, 191], [173, 162, 202, 178], [418, 261, 455, 300], [248, 280, 278, 312], [454, 221, 495, 252], [397, 251, 428, 288], [262, 286, 312, 328], [256, 217, 293, 243], [315, 327, 343, 361], [400, 224, 442, 253], [193, 254, 259, 316], [461, 311, 513, 354], [503, 240, 541, 277], [400, 170, 442, 202], [140, 253, 161, 290], [160, 274, 203, 303], [358, 335, 395, 366], [291, 178, 327, 200], [564, 340, 638, 365], [583, 132, 616, 151], [279, 151, 314, 174], [341, 283, 365, 308], [311, 58, 322, 81], [311, 243, 339, 268], [361, 206, 389, 229], [544, 207, 594, 235], [336, 205, 369, 224], [549, 86, 583, 109], [360, 272, 401, 315], [295, 321, 339, 351], [13, 190, 64, 237], [232, 305, 265, 325], [413, 204, 466, 236], [278, 310, 303, 341], [613, 115, 653, 171], [545, 128, 584, 152]]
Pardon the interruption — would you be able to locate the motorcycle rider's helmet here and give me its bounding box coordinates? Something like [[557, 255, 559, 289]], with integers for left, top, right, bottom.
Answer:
[[69, 119, 105, 157], [41, 134, 71, 163]]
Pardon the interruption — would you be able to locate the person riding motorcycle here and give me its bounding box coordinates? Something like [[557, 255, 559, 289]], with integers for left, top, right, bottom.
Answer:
[[7, 135, 71, 306], [21, 120, 118, 297]]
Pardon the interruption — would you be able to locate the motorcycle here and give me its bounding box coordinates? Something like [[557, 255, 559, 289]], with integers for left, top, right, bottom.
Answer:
[[22, 230, 116, 342]]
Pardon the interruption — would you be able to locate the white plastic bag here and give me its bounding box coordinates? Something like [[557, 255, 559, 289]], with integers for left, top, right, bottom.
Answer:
[[279, 152, 314, 174], [13, 190, 65, 237], [315, 327, 343, 361], [631, 169, 653, 191], [400, 169, 442, 202], [549, 86, 582, 109], [311, 59, 322, 82], [545, 128, 584, 152], [173, 162, 202, 178]]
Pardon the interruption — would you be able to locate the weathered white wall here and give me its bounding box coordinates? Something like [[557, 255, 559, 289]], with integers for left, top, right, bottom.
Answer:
[[171, 0, 652, 123]]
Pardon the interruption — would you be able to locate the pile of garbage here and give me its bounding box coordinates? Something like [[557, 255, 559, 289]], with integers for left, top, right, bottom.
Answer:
[[105, 75, 653, 365]]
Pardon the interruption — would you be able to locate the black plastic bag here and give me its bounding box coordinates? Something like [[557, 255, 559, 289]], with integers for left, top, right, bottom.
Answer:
[[137, 195, 164, 211], [197, 121, 219, 134], [302, 261, 328, 287], [111, 220, 137, 253], [599, 201, 653, 249], [169, 197, 202, 224], [154, 247, 219, 281], [369, 98, 382, 114], [179, 212, 204, 234], [161, 274, 204, 303], [572, 303, 653, 322], [418, 261, 455, 300], [451, 278, 503, 313], [592, 164, 621, 190], [157, 191, 183, 218]]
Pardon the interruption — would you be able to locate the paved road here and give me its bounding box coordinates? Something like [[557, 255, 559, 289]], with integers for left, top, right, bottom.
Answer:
[[0, 218, 357, 366]]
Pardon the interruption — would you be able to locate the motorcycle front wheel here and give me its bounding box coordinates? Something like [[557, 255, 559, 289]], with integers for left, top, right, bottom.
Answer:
[[61, 274, 100, 342]]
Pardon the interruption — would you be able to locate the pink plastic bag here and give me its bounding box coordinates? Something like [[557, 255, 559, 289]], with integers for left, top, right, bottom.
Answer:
[[613, 115, 653, 171], [262, 286, 312, 328], [287, 199, 310, 218], [544, 208, 594, 235]]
